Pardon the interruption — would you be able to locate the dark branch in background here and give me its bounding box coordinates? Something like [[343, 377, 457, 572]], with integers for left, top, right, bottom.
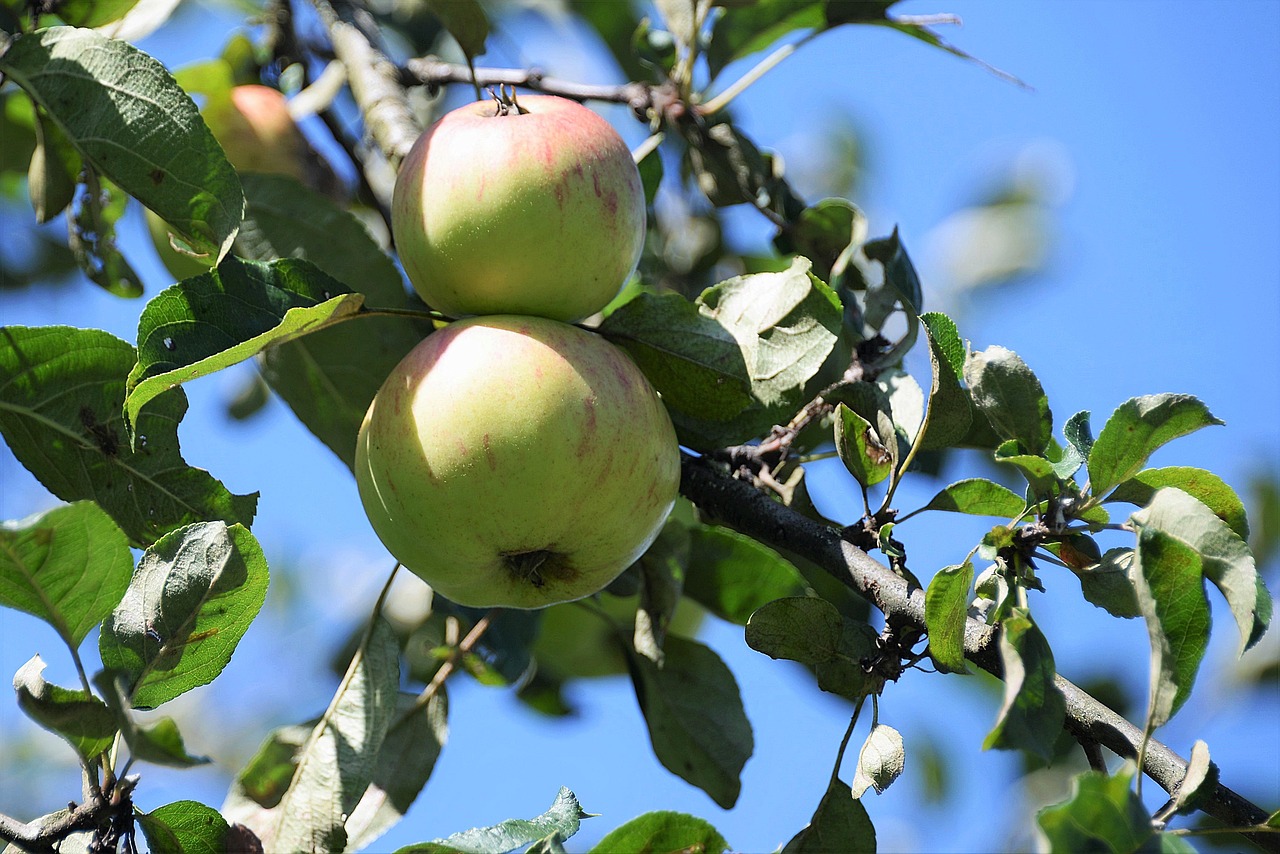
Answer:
[[307, 3, 1276, 845], [399, 58, 663, 119], [680, 453, 1276, 850]]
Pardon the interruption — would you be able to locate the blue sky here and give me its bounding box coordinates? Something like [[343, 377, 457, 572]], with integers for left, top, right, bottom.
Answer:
[[1, 2, 1277, 851]]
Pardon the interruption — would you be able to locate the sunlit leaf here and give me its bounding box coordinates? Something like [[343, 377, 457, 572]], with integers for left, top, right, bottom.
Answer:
[[1088, 394, 1223, 497], [397, 787, 588, 854], [14, 655, 117, 761], [99, 521, 269, 709], [590, 811, 728, 854], [924, 562, 973, 674], [917, 479, 1024, 519], [964, 345, 1052, 454], [136, 800, 232, 854], [850, 723, 905, 797], [681, 526, 806, 625]]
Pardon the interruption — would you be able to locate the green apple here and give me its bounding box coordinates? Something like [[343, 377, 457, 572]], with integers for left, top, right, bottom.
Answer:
[[355, 315, 680, 609], [391, 94, 645, 322]]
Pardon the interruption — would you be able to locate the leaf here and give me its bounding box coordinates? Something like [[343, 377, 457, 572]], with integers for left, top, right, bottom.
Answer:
[[862, 227, 923, 331], [699, 256, 842, 407], [850, 723, 905, 798], [964, 345, 1052, 454], [94, 670, 210, 767], [1107, 466, 1248, 542], [221, 722, 313, 835], [28, 106, 79, 223], [344, 691, 449, 853], [272, 615, 401, 853], [834, 403, 893, 487], [634, 522, 689, 666], [1172, 740, 1218, 816], [1063, 410, 1094, 461], [1070, 548, 1141, 620], [775, 197, 866, 283], [1134, 487, 1269, 654], [0, 27, 243, 259], [400, 787, 588, 854], [0, 326, 258, 547], [68, 171, 144, 297], [918, 311, 971, 450], [98, 522, 267, 709], [136, 801, 232, 854], [1036, 764, 1154, 852], [598, 291, 752, 421], [917, 479, 1025, 519], [125, 257, 365, 429], [680, 526, 806, 625], [1130, 526, 1209, 729], [706, 0, 825, 80], [590, 811, 728, 854], [924, 562, 973, 674], [0, 501, 132, 648], [992, 441, 1058, 497], [745, 596, 843, 666], [56, 0, 142, 27], [13, 655, 117, 761], [628, 635, 753, 809], [423, 0, 490, 62], [983, 608, 1065, 761], [1088, 394, 1223, 497], [781, 775, 875, 853], [236, 173, 406, 305]]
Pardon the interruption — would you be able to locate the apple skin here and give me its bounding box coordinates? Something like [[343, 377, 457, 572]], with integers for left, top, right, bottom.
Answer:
[[391, 95, 645, 322], [355, 315, 680, 609]]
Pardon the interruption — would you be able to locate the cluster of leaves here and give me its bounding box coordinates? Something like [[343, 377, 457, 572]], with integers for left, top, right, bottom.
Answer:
[[0, 1, 1275, 853]]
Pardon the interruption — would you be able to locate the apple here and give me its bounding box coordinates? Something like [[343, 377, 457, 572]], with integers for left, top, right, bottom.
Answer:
[[355, 315, 680, 609], [148, 85, 312, 280], [391, 94, 645, 322]]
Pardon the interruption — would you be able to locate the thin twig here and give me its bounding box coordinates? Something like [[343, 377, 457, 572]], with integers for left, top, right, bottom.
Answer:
[[399, 58, 656, 114], [407, 608, 500, 718]]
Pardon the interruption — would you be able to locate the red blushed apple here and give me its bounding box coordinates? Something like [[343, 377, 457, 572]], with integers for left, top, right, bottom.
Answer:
[[355, 315, 680, 609], [391, 95, 645, 322]]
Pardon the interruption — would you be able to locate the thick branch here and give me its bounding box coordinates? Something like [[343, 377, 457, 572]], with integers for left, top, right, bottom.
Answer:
[[311, 0, 421, 166], [679, 452, 1276, 847]]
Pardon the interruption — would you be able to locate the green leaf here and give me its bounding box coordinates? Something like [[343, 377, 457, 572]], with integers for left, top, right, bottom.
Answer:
[[272, 615, 401, 853], [1130, 525, 1210, 729], [776, 197, 866, 283], [1107, 466, 1248, 542], [674, 257, 842, 447], [0, 501, 132, 648], [919, 311, 971, 450], [423, 0, 490, 62], [136, 800, 232, 854], [851, 723, 906, 798], [1036, 764, 1154, 852], [1063, 410, 1094, 461], [345, 691, 450, 853], [964, 345, 1052, 454], [0, 326, 258, 547], [782, 776, 875, 853], [1088, 394, 1224, 497], [862, 226, 923, 332], [636, 140, 663, 206], [745, 596, 843, 666], [834, 403, 893, 487], [590, 811, 728, 854], [699, 256, 842, 407], [598, 291, 753, 421], [98, 522, 268, 709], [924, 562, 973, 674], [28, 106, 79, 223], [634, 522, 689, 665], [707, 1, 825, 80], [984, 608, 1065, 761], [236, 173, 407, 304], [993, 441, 1059, 496], [54, 0, 140, 28], [94, 670, 209, 767], [629, 635, 753, 809], [221, 722, 312, 835], [917, 478, 1025, 519], [1070, 548, 1141, 620], [13, 654, 117, 761], [125, 257, 365, 429], [680, 526, 806, 625], [68, 172, 144, 297], [399, 787, 588, 854], [1134, 487, 1269, 654], [0, 27, 243, 259]]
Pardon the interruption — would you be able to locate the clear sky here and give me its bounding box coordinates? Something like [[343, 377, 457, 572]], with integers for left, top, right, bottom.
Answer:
[[1, 2, 1277, 852]]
